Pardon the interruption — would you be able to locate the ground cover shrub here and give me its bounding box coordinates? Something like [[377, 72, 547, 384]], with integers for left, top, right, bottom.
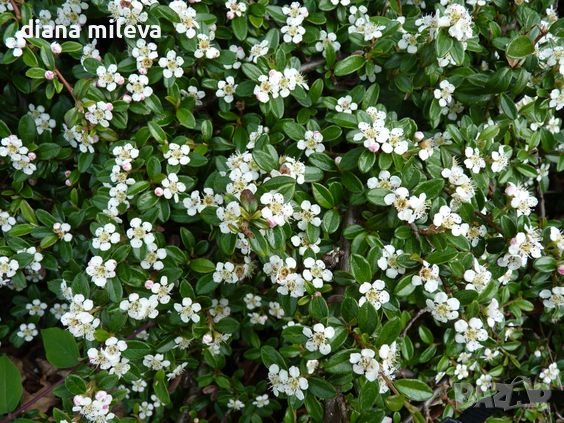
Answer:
[[0, 0, 562, 421]]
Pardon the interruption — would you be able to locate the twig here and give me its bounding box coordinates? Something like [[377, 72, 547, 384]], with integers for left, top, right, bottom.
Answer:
[[54, 68, 77, 102], [537, 180, 546, 226], [9, 0, 20, 20], [0, 364, 78, 423], [299, 57, 326, 73], [401, 309, 426, 337]]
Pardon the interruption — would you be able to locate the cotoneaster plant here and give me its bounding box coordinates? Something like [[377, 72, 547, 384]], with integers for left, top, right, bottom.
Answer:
[[0, 0, 562, 422]]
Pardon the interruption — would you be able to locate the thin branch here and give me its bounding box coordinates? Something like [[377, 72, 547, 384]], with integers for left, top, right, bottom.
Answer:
[[401, 309, 426, 337], [54, 68, 77, 102], [537, 180, 546, 225], [9, 0, 20, 21]]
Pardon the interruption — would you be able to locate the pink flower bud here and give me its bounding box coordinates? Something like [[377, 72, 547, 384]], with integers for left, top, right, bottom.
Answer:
[[145, 280, 154, 289], [27, 152, 36, 160], [366, 142, 380, 153], [122, 162, 132, 171], [314, 291, 322, 297], [414, 131, 425, 141], [64, 170, 71, 177], [558, 264, 564, 275], [334, 156, 342, 166], [123, 94, 132, 103], [115, 75, 125, 85], [105, 103, 113, 111], [44, 70, 55, 80], [65, 179, 72, 186], [154, 187, 164, 197], [50, 42, 62, 54]]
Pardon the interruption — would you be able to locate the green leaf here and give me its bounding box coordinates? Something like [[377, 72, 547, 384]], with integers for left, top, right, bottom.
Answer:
[[506, 36, 534, 59], [378, 318, 401, 345], [41, 328, 80, 368], [260, 345, 286, 368], [308, 377, 337, 399], [253, 144, 279, 172], [436, 29, 453, 57], [153, 370, 172, 406], [334, 55, 366, 76], [367, 188, 391, 206], [533, 256, 557, 273], [177, 108, 196, 128], [312, 183, 335, 209], [358, 302, 378, 335], [322, 209, 341, 234], [394, 379, 433, 402], [232, 16, 248, 41], [190, 258, 215, 273], [413, 179, 444, 199], [351, 254, 372, 283], [148, 120, 166, 143], [0, 356, 23, 414]]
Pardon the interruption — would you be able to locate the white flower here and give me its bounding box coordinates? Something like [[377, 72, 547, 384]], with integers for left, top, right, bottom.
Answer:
[[426, 292, 459, 323], [505, 183, 538, 217], [169, 3, 199, 37], [281, 23, 306, 44], [315, 30, 341, 54], [359, 280, 390, 310], [92, 223, 121, 251], [126, 218, 154, 248], [252, 394, 270, 408], [434, 80, 455, 108], [282, 2, 309, 25], [213, 262, 238, 284], [225, 0, 246, 19], [247, 40, 269, 63], [158, 50, 184, 79], [143, 353, 171, 370], [216, 76, 238, 103], [293, 200, 321, 230], [180, 85, 205, 105], [174, 297, 202, 323], [464, 260, 492, 293], [367, 171, 402, 190], [210, 298, 231, 323], [17, 323, 38, 342], [303, 323, 335, 355], [398, 32, 419, 54], [539, 363, 560, 384], [195, 34, 220, 59], [335, 95, 358, 114], [433, 205, 468, 237], [486, 299, 504, 328], [454, 318, 488, 352], [161, 173, 186, 202], [53, 222, 73, 242], [126, 74, 153, 102], [491, 146, 511, 173], [86, 256, 117, 288], [302, 257, 332, 289], [297, 130, 324, 157], [539, 286, 563, 310], [377, 245, 405, 279], [464, 147, 486, 174], [164, 143, 190, 166], [381, 127, 409, 155], [0, 210, 16, 233], [283, 366, 308, 400], [260, 191, 293, 227], [96, 64, 124, 92], [227, 399, 245, 410], [349, 349, 380, 381], [148, 276, 174, 305], [26, 299, 48, 317], [549, 89, 564, 110], [412, 261, 441, 293]]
